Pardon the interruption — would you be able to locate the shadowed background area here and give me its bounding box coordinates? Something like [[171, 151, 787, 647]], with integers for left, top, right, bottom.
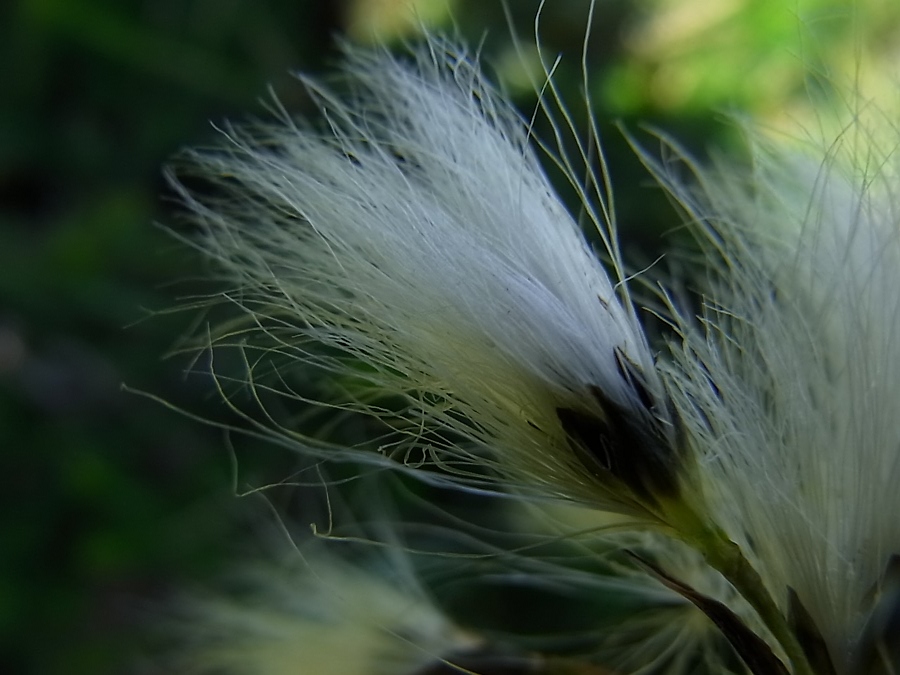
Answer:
[[2, 0, 897, 673]]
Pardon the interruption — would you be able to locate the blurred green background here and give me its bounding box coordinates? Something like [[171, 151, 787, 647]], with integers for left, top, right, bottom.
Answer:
[[2, 0, 897, 673]]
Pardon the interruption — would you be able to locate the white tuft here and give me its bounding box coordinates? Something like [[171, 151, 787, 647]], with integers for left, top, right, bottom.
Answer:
[[168, 15, 900, 675], [649, 114, 900, 671], [171, 40, 668, 516], [174, 550, 472, 675]]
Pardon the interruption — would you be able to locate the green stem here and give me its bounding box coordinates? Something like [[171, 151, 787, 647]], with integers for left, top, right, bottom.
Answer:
[[664, 501, 815, 675]]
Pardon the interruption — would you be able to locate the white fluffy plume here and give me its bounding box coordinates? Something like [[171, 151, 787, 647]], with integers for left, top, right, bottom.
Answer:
[[648, 117, 900, 673], [168, 24, 900, 675], [173, 549, 473, 675], [171, 41, 678, 517]]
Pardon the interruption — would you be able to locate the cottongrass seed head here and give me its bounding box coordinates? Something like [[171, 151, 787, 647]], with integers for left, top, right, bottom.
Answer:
[[166, 8, 900, 675], [172, 552, 458, 675], [171, 37, 683, 519]]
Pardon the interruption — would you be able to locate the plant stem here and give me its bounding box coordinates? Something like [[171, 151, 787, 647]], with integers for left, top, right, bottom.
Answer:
[[663, 500, 815, 675]]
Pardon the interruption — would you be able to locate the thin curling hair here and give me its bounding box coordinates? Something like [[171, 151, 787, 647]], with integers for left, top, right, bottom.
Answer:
[[164, 11, 900, 675]]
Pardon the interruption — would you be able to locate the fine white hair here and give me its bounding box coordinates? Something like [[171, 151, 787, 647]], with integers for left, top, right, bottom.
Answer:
[[168, 18, 900, 675], [170, 39, 678, 518]]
